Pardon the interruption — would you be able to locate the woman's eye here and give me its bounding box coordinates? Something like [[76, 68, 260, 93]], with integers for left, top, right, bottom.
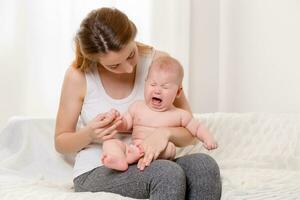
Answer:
[[110, 64, 119, 69]]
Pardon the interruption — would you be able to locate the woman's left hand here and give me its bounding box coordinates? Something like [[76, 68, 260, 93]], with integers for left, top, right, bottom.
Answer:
[[137, 127, 170, 170]]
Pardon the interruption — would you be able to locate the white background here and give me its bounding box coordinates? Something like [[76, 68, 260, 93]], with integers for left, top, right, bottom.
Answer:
[[190, 0, 300, 113], [1, 0, 300, 130]]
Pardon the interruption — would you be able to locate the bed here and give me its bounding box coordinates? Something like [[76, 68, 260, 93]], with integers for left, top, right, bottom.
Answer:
[[1, 113, 300, 199]]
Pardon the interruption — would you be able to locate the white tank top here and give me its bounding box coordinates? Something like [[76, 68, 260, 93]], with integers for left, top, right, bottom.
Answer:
[[73, 49, 155, 178]]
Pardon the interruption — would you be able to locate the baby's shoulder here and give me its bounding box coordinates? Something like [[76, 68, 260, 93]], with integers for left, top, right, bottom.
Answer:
[[129, 100, 147, 111], [173, 108, 193, 120], [173, 107, 190, 114], [153, 50, 169, 60], [131, 100, 146, 107]]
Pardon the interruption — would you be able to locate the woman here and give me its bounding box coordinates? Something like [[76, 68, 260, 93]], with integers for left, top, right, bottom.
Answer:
[[54, 7, 221, 200]]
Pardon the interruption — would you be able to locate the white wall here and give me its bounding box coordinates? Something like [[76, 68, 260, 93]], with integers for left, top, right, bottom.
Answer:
[[2, 0, 300, 131], [150, 0, 190, 94], [0, 1, 190, 130], [189, 0, 220, 112], [189, 0, 300, 113]]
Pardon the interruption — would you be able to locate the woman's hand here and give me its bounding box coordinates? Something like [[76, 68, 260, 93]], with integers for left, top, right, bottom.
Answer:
[[86, 109, 122, 143], [137, 127, 170, 170]]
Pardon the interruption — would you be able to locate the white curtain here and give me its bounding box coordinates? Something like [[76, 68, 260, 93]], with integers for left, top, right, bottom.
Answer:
[[189, 0, 300, 113], [0, 0, 190, 129], [218, 0, 300, 113]]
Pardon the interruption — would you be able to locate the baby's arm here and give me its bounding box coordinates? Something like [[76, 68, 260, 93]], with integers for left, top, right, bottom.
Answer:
[[180, 111, 218, 150], [117, 112, 133, 132], [116, 101, 139, 132]]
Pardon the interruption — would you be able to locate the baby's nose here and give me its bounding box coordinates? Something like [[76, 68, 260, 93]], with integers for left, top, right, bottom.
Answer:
[[154, 87, 161, 94]]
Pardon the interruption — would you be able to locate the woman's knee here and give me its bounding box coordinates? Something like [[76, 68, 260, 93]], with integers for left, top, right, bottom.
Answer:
[[175, 153, 221, 188], [73, 175, 89, 192], [150, 159, 186, 182], [177, 153, 220, 176], [176, 153, 222, 199], [148, 160, 186, 199]]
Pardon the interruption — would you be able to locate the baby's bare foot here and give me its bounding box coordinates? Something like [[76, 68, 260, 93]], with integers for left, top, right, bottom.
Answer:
[[101, 154, 128, 171], [126, 144, 144, 164], [203, 139, 218, 150]]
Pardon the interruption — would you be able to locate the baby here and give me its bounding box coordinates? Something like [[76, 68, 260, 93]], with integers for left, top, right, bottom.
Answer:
[[101, 56, 218, 171]]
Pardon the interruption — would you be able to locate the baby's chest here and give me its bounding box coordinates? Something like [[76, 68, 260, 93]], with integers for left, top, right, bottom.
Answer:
[[134, 111, 181, 127]]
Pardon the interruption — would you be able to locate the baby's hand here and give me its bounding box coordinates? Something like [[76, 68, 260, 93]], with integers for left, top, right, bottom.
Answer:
[[107, 109, 122, 120], [107, 109, 128, 131], [86, 111, 122, 142]]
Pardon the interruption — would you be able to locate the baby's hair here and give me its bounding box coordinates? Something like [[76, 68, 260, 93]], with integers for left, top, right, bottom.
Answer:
[[148, 56, 184, 85]]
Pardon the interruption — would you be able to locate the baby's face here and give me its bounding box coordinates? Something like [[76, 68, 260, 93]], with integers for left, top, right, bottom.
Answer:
[[144, 69, 180, 112]]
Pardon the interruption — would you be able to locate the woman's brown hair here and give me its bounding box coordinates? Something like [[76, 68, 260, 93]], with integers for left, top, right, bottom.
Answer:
[[72, 7, 137, 71]]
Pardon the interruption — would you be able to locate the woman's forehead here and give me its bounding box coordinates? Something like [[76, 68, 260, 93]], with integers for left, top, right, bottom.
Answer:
[[99, 41, 136, 65]]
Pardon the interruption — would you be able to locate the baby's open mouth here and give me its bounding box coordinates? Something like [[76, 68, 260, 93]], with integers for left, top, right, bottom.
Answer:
[[151, 97, 162, 105]]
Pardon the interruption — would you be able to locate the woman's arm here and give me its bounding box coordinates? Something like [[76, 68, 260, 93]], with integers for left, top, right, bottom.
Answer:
[[169, 90, 195, 146], [55, 67, 120, 154], [55, 67, 90, 154]]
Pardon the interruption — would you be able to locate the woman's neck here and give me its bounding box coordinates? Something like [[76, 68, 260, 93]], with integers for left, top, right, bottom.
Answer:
[[99, 66, 135, 81], [98, 67, 136, 99]]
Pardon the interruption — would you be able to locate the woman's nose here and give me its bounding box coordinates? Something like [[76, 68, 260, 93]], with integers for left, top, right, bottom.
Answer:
[[124, 62, 134, 73]]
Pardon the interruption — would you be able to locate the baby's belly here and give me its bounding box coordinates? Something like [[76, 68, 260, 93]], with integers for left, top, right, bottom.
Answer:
[[132, 126, 156, 140]]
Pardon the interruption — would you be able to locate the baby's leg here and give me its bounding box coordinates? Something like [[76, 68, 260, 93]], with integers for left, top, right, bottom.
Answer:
[[125, 139, 144, 164], [158, 142, 176, 160], [102, 139, 128, 171], [125, 144, 144, 164]]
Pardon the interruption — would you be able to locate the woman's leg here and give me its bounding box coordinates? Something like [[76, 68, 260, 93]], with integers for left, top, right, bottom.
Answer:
[[74, 159, 186, 200], [175, 153, 222, 200]]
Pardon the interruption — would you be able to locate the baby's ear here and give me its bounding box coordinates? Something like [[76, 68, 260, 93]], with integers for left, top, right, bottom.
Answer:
[[176, 86, 183, 98]]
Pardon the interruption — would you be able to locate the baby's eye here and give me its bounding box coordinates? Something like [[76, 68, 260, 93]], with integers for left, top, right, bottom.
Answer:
[[161, 84, 169, 89], [150, 83, 156, 87]]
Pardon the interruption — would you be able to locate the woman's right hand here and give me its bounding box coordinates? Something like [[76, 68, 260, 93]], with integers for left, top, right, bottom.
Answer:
[[136, 127, 170, 170], [86, 109, 123, 143]]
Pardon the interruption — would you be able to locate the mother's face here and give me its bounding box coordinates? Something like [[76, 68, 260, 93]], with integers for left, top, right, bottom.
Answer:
[[98, 41, 138, 74]]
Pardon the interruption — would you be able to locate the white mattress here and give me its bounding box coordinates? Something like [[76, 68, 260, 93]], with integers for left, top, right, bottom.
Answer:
[[1, 113, 300, 199]]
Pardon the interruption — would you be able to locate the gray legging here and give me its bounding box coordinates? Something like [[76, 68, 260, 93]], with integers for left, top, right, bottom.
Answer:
[[73, 153, 222, 200]]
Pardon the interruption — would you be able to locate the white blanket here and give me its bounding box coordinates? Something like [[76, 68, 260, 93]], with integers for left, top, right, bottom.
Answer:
[[1, 113, 300, 199]]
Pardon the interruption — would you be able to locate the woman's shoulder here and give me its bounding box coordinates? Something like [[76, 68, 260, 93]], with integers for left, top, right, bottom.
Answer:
[[62, 66, 86, 98], [153, 50, 169, 60], [64, 66, 85, 83]]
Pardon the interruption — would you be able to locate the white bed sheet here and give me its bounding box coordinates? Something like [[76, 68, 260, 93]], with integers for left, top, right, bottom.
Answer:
[[1, 113, 300, 199]]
